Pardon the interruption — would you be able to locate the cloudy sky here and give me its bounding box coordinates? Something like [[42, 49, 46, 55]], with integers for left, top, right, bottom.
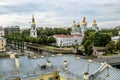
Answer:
[[0, 0, 120, 29]]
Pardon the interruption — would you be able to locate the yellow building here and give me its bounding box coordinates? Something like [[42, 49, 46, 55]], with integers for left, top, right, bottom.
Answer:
[[33, 71, 66, 80], [0, 37, 6, 52]]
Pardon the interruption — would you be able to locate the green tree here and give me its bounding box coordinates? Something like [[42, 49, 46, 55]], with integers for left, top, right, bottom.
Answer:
[[31, 37, 39, 44], [106, 41, 115, 53], [24, 36, 30, 42], [41, 35, 48, 44], [83, 40, 93, 56], [94, 32, 111, 47], [116, 39, 120, 52], [37, 37, 42, 44], [21, 29, 30, 37], [82, 30, 95, 44], [47, 36, 56, 44]]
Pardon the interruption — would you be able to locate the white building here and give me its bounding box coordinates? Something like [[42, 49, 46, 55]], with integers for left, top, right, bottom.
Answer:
[[71, 20, 81, 35], [53, 19, 84, 47], [91, 19, 99, 31], [53, 34, 83, 46], [53, 17, 100, 47]]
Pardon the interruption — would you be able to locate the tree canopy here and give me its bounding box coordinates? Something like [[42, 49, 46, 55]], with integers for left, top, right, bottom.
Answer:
[[5, 27, 71, 45], [83, 40, 93, 56]]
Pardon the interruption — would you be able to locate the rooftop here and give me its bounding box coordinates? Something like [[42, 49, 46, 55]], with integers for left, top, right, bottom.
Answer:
[[0, 54, 120, 80], [53, 34, 83, 38]]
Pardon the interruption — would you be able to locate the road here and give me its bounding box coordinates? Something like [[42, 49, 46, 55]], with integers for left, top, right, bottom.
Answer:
[[93, 54, 120, 65]]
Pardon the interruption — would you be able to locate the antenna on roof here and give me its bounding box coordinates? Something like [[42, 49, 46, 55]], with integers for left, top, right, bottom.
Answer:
[[45, 51, 49, 61]]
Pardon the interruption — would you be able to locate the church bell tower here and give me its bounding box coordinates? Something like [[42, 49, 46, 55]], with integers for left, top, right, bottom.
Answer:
[[30, 14, 37, 37], [81, 17, 87, 35], [92, 19, 98, 31]]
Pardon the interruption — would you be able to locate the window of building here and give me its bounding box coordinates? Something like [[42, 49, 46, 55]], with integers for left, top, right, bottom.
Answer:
[[56, 76, 59, 79], [34, 32, 35, 36], [75, 40, 77, 42]]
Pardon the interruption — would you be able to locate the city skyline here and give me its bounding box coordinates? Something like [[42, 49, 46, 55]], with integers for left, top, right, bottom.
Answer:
[[0, 0, 120, 28]]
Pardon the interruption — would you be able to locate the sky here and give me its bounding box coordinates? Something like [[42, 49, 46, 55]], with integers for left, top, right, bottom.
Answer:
[[0, 0, 120, 29]]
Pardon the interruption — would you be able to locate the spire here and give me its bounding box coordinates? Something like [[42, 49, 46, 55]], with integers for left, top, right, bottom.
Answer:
[[83, 16, 86, 20], [32, 14, 35, 24], [82, 17, 87, 25], [72, 20, 76, 27]]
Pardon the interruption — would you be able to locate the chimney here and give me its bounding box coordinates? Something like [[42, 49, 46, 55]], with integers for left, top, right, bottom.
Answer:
[[15, 55, 19, 68], [10, 53, 15, 58]]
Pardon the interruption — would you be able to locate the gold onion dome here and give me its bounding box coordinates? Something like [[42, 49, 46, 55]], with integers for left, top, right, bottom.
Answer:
[[82, 17, 87, 25], [72, 20, 76, 27], [92, 19, 97, 25], [32, 14, 35, 24]]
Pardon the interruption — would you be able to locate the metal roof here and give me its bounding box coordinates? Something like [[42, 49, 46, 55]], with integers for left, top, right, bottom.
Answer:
[[0, 54, 120, 80]]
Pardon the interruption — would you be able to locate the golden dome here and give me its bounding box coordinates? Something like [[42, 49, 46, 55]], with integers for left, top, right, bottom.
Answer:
[[82, 17, 87, 25], [72, 20, 76, 27], [32, 14, 35, 24], [92, 19, 97, 25]]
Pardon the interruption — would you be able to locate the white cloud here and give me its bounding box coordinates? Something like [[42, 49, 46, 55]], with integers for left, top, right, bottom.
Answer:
[[0, 0, 119, 28]]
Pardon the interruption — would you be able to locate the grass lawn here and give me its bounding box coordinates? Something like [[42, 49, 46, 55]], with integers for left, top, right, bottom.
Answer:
[[41, 45, 57, 50]]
